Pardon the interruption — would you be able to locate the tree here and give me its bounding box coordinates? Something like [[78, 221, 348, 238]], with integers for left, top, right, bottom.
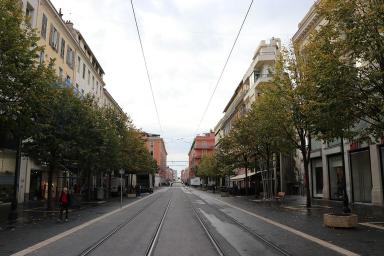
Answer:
[[270, 46, 318, 207], [0, 0, 56, 215], [314, 0, 384, 138], [243, 86, 295, 197], [24, 88, 91, 209], [197, 154, 218, 185]]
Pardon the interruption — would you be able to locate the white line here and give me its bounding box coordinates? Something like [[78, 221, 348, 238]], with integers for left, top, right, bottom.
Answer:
[[11, 191, 162, 256], [359, 222, 384, 231], [193, 190, 360, 256]]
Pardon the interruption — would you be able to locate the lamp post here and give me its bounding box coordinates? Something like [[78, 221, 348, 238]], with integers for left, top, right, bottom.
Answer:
[[119, 169, 124, 208]]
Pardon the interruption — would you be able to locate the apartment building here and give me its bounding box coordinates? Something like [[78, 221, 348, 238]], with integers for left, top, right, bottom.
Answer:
[[2, 0, 124, 204], [143, 133, 167, 182], [187, 132, 215, 183], [212, 38, 282, 193], [292, 3, 384, 206], [215, 38, 281, 146]]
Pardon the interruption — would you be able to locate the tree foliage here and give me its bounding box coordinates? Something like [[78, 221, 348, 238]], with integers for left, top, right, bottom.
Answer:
[[311, 0, 384, 138]]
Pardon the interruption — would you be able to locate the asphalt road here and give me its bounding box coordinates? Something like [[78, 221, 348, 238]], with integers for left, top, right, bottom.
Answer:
[[9, 184, 366, 256]]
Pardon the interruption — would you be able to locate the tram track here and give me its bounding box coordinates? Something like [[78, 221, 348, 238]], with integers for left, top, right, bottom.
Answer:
[[184, 191, 225, 256], [187, 188, 291, 256], [78, 191, 169, 256], [145, 196, 173, 256]]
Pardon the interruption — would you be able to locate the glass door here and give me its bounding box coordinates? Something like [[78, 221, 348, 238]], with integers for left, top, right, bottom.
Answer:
[[350, 150, 372, 203], [311, 158, 323, 197]]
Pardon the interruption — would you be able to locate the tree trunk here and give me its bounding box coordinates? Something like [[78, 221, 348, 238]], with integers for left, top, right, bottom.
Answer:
[[47, 164, 54, 211], [340, 136, 351, 213], [303, 156, 311, 208]]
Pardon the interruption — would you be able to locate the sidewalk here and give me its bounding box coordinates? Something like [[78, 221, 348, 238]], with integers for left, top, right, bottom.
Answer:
[[0, 191, 159, 256], [0, 197, 113, 231], [194, 188, 384, 256]]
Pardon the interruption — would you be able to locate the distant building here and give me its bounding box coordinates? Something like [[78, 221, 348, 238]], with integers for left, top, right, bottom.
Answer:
[[187, 132, 215, 184], [143, 133, 168, 183]]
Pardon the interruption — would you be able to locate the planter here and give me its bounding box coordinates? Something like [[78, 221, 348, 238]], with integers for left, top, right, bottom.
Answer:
[[126, 193, 136, 198], [324, 213, 358, 228]]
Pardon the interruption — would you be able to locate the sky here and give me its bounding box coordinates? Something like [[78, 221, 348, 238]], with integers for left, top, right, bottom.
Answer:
[[51, 0, 315, 173]]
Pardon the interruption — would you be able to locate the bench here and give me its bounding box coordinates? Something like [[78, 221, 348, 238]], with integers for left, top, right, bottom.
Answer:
[[275, 192, 285, 201]]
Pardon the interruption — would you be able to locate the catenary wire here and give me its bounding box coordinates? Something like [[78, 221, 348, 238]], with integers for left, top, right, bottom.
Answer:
[[130, 0, 163, 132], [195, 0, 254, 135]]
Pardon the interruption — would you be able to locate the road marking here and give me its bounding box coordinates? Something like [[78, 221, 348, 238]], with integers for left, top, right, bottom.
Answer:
[[11, 190, 163, 256], [193, 190, 360, 256], [359, 222, 384, 231]]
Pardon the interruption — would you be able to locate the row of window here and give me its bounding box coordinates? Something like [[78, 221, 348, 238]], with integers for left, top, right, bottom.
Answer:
[[41, 13, 100, 94]]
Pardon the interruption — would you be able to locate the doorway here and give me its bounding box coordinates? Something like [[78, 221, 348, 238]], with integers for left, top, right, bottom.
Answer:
[[311, 158, 323, 198], [350, 149, 372, 203]]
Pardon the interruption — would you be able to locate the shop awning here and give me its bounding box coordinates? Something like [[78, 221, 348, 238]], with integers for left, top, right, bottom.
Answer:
[[230, 172, 256, 181]]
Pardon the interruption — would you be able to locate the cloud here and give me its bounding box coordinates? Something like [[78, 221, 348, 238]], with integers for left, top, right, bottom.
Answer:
[[51, 0, 315, 170]]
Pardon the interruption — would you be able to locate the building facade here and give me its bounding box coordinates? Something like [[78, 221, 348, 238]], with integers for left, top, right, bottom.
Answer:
[[187, 132, 215, 183], [0, 0, 124, 204], [215, 38, 281, 146], [143, 133, 168, 183], [292, 2, 384, 206], [213, 38, 281, 192]]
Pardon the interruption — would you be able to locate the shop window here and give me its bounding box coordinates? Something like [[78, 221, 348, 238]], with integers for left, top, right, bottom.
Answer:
[[0, 151, 16, 203], [328, 154, 343, 200], [350, 150, 372, 203], [311, 158, 323, 197]]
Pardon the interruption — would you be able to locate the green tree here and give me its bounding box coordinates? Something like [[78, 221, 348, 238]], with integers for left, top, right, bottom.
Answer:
[[270, 46, 318, 207], [24, 88, 90, 209], [314, 0, 384, 138], [197, 154, 218, 185], [0, 0, 56, 214]]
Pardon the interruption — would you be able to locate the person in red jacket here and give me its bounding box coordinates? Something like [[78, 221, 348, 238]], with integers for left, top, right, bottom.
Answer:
[[59, 187, 70, 222]]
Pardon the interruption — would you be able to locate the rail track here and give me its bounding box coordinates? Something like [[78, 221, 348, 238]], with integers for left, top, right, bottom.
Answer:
[[186, 188, 291, 256], [78, 191, 171, 256]]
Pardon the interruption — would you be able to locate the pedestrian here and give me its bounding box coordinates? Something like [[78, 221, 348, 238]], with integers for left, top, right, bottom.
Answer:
[[59, 187, 70, 222]]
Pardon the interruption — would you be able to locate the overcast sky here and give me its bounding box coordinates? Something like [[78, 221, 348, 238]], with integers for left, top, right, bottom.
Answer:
[[51, 0, 315, 172]]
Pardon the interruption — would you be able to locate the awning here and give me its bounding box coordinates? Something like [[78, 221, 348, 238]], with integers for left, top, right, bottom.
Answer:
[[230, 172, 256, 181]]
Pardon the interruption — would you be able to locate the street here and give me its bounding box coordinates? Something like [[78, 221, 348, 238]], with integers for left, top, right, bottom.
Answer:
[[5, 184, 380, 256]]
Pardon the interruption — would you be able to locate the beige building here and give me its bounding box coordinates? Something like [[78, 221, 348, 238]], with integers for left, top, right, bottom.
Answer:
[[7, 0, 124, 203], [214, 38, 281, 145], [293, 2, 383, 206]]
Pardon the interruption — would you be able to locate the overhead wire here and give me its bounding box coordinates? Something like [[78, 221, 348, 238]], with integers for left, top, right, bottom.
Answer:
[[130, 0, 163, 132], [194, 0, 254, 135]]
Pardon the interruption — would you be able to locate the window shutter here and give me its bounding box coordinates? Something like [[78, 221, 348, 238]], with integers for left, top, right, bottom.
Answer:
[[56, 32, 60, 52], [49, 24, 53, 46]]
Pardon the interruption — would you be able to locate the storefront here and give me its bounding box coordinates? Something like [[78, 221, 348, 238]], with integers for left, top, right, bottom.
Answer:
[[327, 154, 344, 200], [311, 158, 323, 198], [380, 146, 384, 201], [350, 149, 372, 203], [0, 150, 15, 204]]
